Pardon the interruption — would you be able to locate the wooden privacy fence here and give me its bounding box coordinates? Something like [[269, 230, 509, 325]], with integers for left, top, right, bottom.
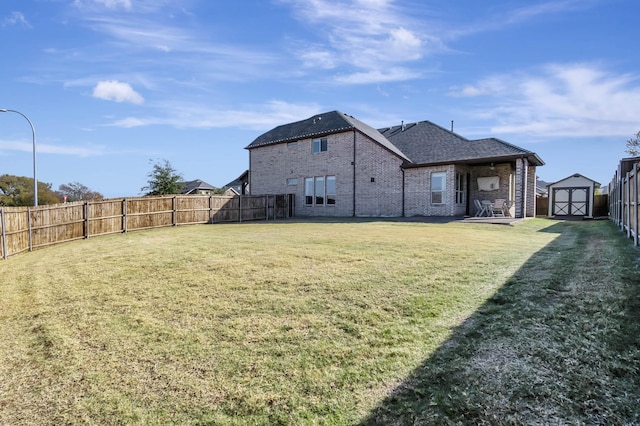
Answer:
[[609, 160, 640, 246], [0, 194, 294, 259], [536, 194, 608, 217]]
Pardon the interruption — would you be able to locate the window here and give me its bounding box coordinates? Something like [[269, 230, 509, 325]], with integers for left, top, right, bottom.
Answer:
[[305, 178, 314, 205], [304, 175, 336, 206], [312, 137, 328, 153], [287, 178, 298, 186], [326, 176, 336, 205], [315, 177, 325, 205], [431, 172, 446, 204], [455, 173, 465, 204]]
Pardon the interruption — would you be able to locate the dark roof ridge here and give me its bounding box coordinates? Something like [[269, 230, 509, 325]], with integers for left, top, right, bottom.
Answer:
[[245, 110, 353, 149]]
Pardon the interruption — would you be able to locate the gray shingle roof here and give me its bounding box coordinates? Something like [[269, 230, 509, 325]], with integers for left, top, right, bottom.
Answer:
[[181, 179, 216, 194], [246, 110, 410, 161], [246, 111, 543, 167], [379, 120, 544, 166]]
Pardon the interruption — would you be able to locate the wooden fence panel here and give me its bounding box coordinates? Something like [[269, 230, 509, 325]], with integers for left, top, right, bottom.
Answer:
[[210, 196, 239, 223], [32, 203, 86, 248], [593, 194, 609, 217], [609, 161, 640, 246], [176, 196, 211, 225], [536, 197, 548, 216], [1, 194, 292, 259], [1, 207, 30, 257], [126, 197, 174, 230], [88, 199, 125, 236]]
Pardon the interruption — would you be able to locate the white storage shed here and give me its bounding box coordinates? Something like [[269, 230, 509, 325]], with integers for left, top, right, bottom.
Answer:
[[547, 173, 600, 219]]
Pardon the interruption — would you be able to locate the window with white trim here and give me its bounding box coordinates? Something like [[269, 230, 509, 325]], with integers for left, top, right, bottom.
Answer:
[[312, 137, 328, 153], [431, 172, 446, 204], [304, 175, 336, 206]]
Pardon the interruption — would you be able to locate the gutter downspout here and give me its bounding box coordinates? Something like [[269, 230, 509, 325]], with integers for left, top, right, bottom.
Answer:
[[401, 167, 405, 217], [353, 130, 357, 217], [520, 156, 526, 218]]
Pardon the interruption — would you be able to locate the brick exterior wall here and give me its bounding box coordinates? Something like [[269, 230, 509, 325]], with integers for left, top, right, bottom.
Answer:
[[248, 130, 404, 217], [249, 132, 538, 218], [404, 165, 460, 216]]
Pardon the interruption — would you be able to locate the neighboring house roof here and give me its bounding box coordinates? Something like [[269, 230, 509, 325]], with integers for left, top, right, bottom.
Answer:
[[182, 179, 216, 194], [223, 170, 249, 195], [379, 120, 544, 167], [536, 178, 549, 196], [245, 110, 410, 161]]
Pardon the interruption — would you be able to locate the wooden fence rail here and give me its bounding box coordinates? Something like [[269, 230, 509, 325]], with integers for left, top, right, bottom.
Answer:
[[609, 160, 640, 246], [0, 194, 293, 260]]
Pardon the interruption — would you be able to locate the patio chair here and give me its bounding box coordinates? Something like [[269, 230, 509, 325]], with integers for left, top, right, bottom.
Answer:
[[474, 199, 484, 216], [492, 199, 506, 217]]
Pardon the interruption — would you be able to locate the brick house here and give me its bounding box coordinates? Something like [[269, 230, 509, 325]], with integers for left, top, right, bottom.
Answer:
[[246, 110, 543, 218]]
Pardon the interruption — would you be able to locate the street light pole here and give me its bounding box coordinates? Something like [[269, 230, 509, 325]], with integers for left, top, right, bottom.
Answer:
[[0, 108, 38, 206]]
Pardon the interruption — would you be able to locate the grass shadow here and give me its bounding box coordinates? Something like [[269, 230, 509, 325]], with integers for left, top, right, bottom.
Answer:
[[361, 220, 640, 425]]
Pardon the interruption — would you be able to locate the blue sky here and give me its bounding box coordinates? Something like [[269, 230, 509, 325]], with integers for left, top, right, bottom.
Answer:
[[1, 0, 639, 198]]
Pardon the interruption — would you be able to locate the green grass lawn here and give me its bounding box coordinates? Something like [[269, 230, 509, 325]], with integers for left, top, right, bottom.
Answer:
[[1, 218, 638, 425]]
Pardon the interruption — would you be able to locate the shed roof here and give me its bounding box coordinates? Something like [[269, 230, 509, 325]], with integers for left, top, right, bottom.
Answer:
[[547, 173, 601, 187]]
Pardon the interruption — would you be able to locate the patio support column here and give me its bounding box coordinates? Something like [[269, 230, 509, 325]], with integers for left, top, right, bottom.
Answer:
[[515, 158, 524, 218]]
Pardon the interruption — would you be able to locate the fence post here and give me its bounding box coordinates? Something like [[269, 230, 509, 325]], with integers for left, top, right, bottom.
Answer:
[[1, 208, 6, 260], [84, 202, 90, 238], [122, 198, 128, 233], [173, 196, 177, 226], [239, 195, 243, 223], [28, 207, 33, 252], [629, 163, 639, 247], [209, 195, 213, 224]]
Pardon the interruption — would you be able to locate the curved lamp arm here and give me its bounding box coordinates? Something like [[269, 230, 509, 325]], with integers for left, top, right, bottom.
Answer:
[[0, 108, 38, 206]]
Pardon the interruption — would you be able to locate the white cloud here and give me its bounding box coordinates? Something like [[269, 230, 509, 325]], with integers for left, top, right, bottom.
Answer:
[[1, 11, 30, 28], [283, 0, 435, 83], [95, 0, 132, 10], [92, 80, 144, 104], [0, 140, 105, 157], [334, 67, 422, 85], [74, 0, 132, 11], [108, 100, 322, 130], [450, 64, 640, 138]]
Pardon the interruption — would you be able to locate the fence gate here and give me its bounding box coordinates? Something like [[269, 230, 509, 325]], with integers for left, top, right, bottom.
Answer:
[[552, 187, 589, 216]]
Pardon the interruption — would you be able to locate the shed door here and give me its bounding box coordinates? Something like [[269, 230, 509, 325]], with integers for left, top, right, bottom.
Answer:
[[552, 187, 590, 216]]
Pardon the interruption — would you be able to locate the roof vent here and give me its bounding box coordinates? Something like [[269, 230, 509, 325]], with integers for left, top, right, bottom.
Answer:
[[401, 120, 405, 131]]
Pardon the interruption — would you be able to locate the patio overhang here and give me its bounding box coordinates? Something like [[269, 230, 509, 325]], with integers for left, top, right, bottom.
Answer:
[[401, 153, 545, 169]]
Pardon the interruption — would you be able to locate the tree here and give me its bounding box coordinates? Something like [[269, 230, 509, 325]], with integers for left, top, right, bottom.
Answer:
[[141, 159, 184, 195], [0, 174, 60, 206], [56, 182, 104, 202], [625, 130, 640, 156]]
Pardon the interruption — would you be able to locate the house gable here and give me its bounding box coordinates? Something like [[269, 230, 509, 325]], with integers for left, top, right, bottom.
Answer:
[[246, 110, 410, 162]]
